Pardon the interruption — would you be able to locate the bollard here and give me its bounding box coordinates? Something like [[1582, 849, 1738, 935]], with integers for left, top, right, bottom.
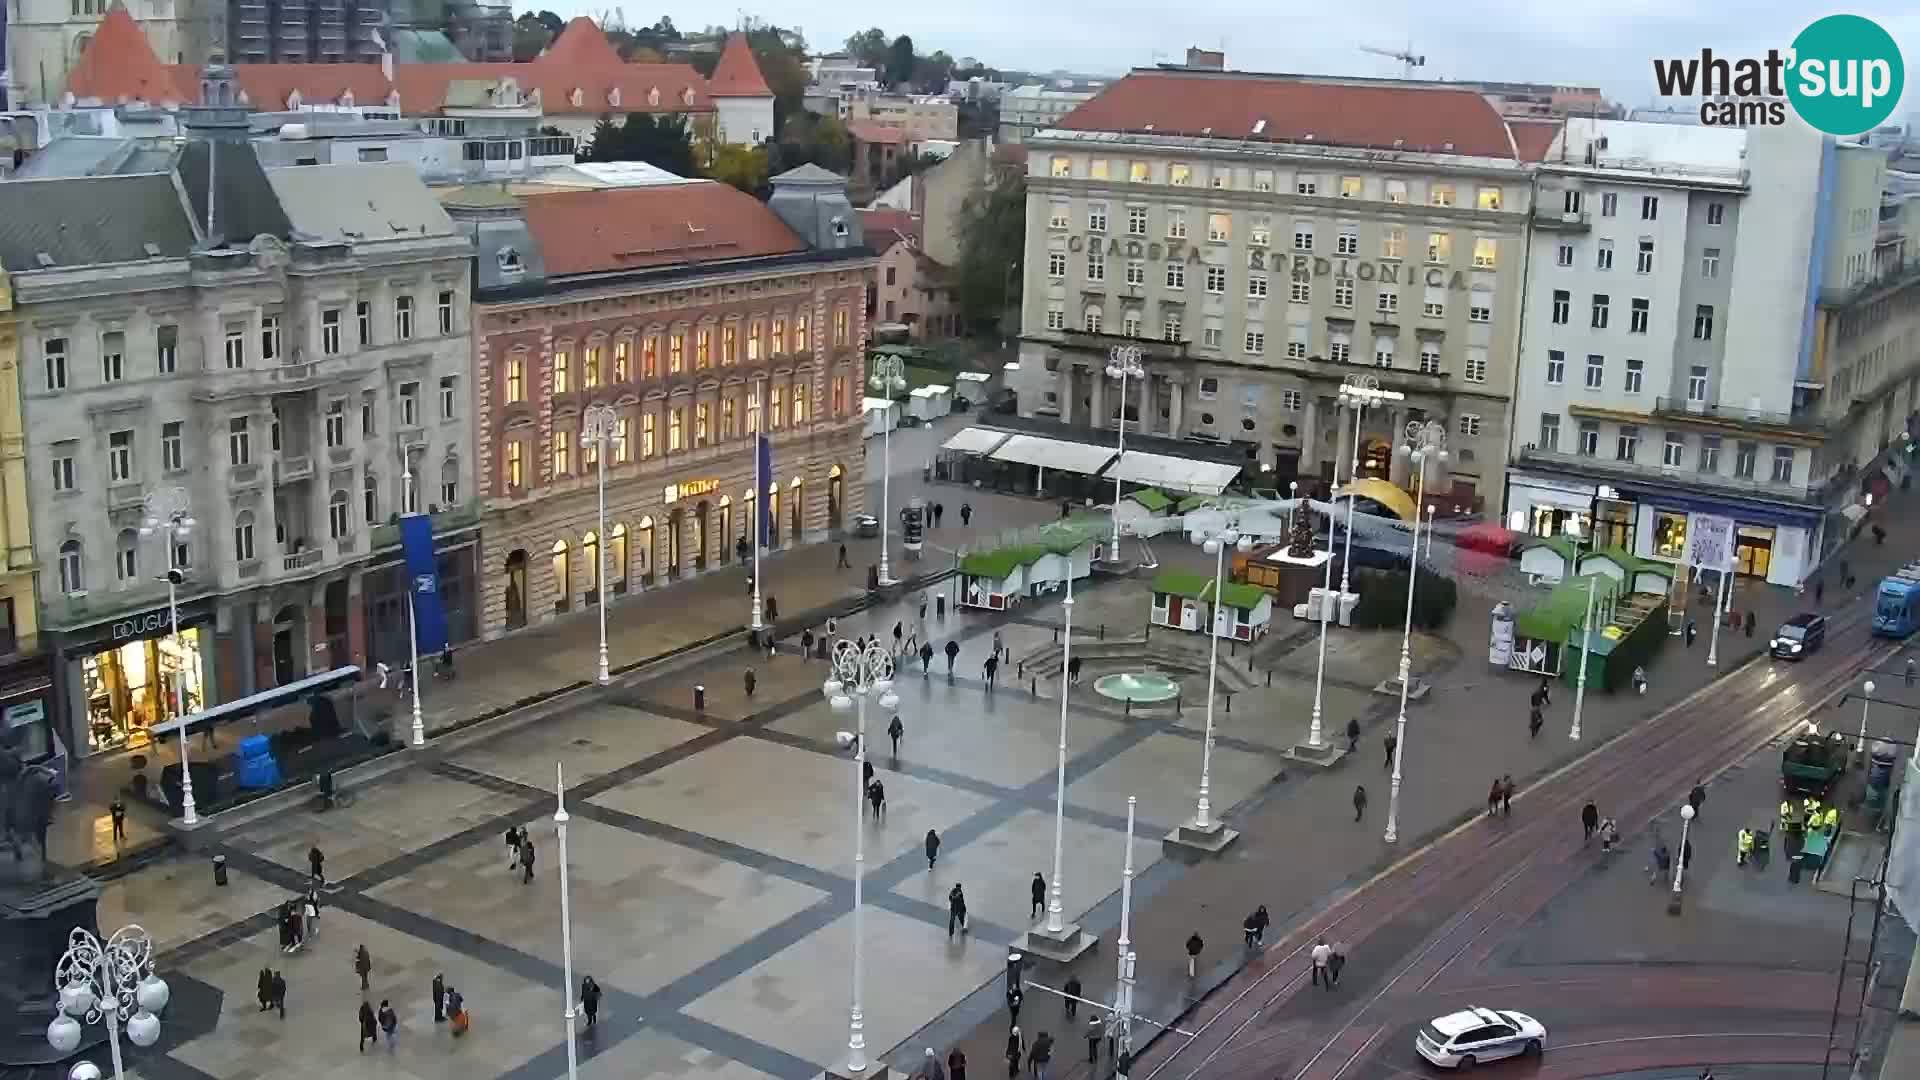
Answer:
[[1225, 692, 1232, 714], [1266, 669, 1272, 687], [1144, 623, 1151, 642], [1032, 678, 1038, 698], [1125, 699, 1132, 716], [1054, 627, 1060, 644], [1099, 623, 1106, 640], [213, 854, 228, 887], [1018, 660, 1025, 678], [1229, 640, 1236, 658], [694, 685, 706, 712]]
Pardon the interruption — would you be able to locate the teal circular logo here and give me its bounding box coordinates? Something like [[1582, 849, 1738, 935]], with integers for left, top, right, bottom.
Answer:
[[1787, 15, 1905, 136]]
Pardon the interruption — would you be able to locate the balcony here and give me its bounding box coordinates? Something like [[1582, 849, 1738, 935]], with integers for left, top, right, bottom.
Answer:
[[1530, 206, 1592, 232], [229, 464, 262, 490], [107, 482, 145, 511], [1516, 444, 1819, 505], [193, 358, 339, 403], [1055, 328, 1190, 363], [1652, 397, 1821, 433], [273, 455, 314, 484], [283, 548, 325, 572], [1819, 256, 1920, 309]]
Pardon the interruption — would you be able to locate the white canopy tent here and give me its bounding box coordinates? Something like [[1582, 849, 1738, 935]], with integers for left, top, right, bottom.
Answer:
[[940, 426, 1012, 456], [1107, 450, 1241, 495], [989, 434, 1117, 475]]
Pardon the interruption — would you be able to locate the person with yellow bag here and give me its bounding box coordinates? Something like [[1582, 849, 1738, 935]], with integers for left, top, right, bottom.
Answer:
[[1736, 827, 1754, 866]]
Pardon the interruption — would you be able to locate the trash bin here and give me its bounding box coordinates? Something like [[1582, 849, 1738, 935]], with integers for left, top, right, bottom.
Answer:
[[936, 595, 947, 618], [816, 637, 829, 660], [213, 854, 228, 886], [694, 685, 706, 712], [867, 565, 881, 591]]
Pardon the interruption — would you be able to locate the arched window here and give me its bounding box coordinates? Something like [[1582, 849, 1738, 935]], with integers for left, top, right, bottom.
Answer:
[[610, 522, 628, 593], [234, 511, 256, 562], [58, 540, 83, 595], [364, 473, 379, 525], [583, 530, 600, 600], [441, 456, 460, 507], [550, 538, 572, 612], [115, 529, 138, 582], [329, 489, 351, 538], [505, 354, 526, 403]]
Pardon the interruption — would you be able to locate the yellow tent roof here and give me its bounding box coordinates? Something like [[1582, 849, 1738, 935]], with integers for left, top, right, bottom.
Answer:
[[1333, 477, 1416, 522]]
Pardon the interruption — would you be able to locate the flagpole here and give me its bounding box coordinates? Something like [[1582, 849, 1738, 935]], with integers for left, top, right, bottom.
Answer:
[[751, 427, 764, 633]]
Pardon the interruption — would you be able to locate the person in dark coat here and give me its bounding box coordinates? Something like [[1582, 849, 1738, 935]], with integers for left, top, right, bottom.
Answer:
[[359, 1001, 378, 1052], [949, 1047, 967, 1080], [1688, 782, 1707, 817], [925, 829, 941, 870], [257, 967, 274, 1011], [1501, 776, 1515, 816], [1353, 784, 1368, 821], [377, 1000, 397, 1047], [1030, 872, 1046, 919], [1384, 732, 1398, 768], [355, 944, 372, 990], [521, 837, 536, 884], [1028, 1031, 1053, 1080], [868, 778, 886, 820], [921, 642, 935, 674], [961, 503, 974, 527], [1253, 904, 1270, 945], [945, 640, 960, 676], [1529, 704, 1544, 739], [432, 973, 447, 1022], [933, 503, 945, 528], [1005, 1028, 1024, 1079], [1582, 801, 1600, 844], [888, 715, 905, 758], [270, 971, 287, 1019], [948, 883, 968, 939], [863, 758, 876, 787], [1243, 910, 1261, 948], [984, 654, 999, 692], [1185, 932, 1205, 977], [1006, 985, 1024, 1027], [1062, 974, 1081, 1019], [580, 976, 601, 1030], [1743, 610, 1756, 638], [1067, 655, 1083, 685], [744, 669, 757, 697], [308, 846, 325, 885], [1345, 716, 1361, 752], [446, 987, 466, 1035], [766, 596, 779, 622], [506, 825, 522, 871]]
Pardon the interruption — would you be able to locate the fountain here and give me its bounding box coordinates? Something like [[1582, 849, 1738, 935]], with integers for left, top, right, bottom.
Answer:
[[1093, 671, 1182, 704]]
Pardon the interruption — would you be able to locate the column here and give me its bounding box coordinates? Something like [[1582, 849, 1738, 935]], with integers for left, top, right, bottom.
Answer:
[[346, 569, 368, 669], [1138, 375, 1153, 436], [1168, 382, 1184, 438], [1388, 409, 1412, 487], [1300, 395, 1320, 480], [1090, 371, 1106, 432], [1058, 366, 1074, 425]]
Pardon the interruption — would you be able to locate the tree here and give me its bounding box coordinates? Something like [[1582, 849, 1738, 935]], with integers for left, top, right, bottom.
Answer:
[[745, 25, 810, 130], [917, 50, 956, 92], [627, 46, 666, 63], [886, 35, 916, 88], [512, 13, 553, 61], [952, 170, 1026, 335], [769, 112, 851, 176], [707, 144, 770, 195], [535, 9, 564, 36], [845, 27, 888, 69], [583, 113, 698, 177]]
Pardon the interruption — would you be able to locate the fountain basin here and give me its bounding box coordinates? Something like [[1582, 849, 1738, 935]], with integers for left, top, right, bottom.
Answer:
[[1092, 671, 1182, 703]]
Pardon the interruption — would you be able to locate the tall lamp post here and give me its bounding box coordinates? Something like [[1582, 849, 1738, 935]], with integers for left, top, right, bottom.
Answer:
[[582, 404, 618, 685], [1669, 803, 1697, 914], [1114, 795, 1138, 1076], [1045, 571, 1075, 933], [1106, 345, 1145, 563], [555, 764, 579, 1080], [1706, 563, 1730, 668], [824, 639, 899, 1075], [1858, 680, 1876, 756], [1313, 376, 1402, 751], [139, 489, 197, 825], [751, 373, 767, 633], [400, 470, 425, 747], [1384, 420, 1446, 845], [870, 354, 908, 587], [1570, 572, 1598, 742], [1190, 522, 1251, 831], [47, 925, 171, 1080]]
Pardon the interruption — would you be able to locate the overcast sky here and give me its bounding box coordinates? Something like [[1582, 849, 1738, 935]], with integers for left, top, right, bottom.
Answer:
[[543, 2, 1920, 122]]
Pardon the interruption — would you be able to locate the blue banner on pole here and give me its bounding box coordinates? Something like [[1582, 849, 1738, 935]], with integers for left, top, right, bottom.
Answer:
[[400, 514, 450, 654], [756, 435, 772, 546]]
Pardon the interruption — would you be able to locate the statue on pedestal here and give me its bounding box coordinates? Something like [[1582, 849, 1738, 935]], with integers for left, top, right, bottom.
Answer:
[[0, 742, 57, 885]]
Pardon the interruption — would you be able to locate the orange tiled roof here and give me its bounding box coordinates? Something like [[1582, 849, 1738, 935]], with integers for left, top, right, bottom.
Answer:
[[63, 7, 185, 103], [858, 207, 919, 249], [1508, 118, 1563, 163], [1059, 70, 1528, 161], [707, 33, 772, 98], [537, 16, 625, 68], [519, 182, 805, 277], [848, 120, 908, 145]]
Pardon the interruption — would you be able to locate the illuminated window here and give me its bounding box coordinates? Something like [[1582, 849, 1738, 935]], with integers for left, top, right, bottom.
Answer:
[[553, 348, 571, 393], [792, 381, 808, 423], [794, 315, 809, 353], [552, 428, 572, 476], [669, 331, 685, 373], [771, 384, 785, 429], [644, 334, 660, 377], [505, 441, 524, 488], [721, 324, 737, 366], [642, 413, 657, 457], [505, 356, 525, 403], [833, 308, 849, 346], [747, 389, 761, 432], [613, 339, 631, 381], [695, 326, 712, 369], [696, 402, 710, 445], [747, 319, 763, 361], [669, 407, 684, 451], [772, 316, 786, 355], [583, 345, 601, 389]]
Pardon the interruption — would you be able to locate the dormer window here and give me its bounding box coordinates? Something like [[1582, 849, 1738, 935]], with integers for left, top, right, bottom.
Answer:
[[681, 87, 695, 106], [648, 87, 661, 106], [286, 89, 303, 109], [340, 89, 355, 107], [496, 246, 524, 275], [569, 87, 584, 108], [832, 219, 850, 238], [608, 87, 622, 108]]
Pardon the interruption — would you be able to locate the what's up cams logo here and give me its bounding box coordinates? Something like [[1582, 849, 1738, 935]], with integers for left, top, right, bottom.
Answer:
[[1651, 14, 1905, 135]]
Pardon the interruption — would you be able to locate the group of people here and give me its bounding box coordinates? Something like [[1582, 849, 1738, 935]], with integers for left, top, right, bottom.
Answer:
[[1484, 776, 1517, 817], [1309, 938, 1350, 988], [277, 891, 321, 953], [504, 824, 538, 884], [1580, 801, 1621, 852]]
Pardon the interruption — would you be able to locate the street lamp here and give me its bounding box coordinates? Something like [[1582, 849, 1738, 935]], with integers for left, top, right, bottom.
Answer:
[[1424, 504, 1436, 558], [824, 639, 899, 1074], [47, 925, 169, 1080], [555, 764, 579, 1080], [400, 470, 425, 748], [870, 354, 909, 587], [1858, 680, 1876, 756], [1045, 570, 1075, 934], [1311, 377, 1401, 752], [1384, 420, 1446, 845], [582, 404, 618, 685], [1706, 564, 1731, 668], [1669, 803, 1697, 914], [1106, 345, 1145, 563], [1570, 573, 1598, 742], [1190, 523, 1251, 831], [138, 489, 197, 825], [1114, 795, 1138, 1075], [1334, 375, 1405, 601]]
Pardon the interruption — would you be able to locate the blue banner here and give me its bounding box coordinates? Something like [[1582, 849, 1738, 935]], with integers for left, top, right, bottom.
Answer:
[[400, 514, 450, 654], [756, 435, 772, 547]]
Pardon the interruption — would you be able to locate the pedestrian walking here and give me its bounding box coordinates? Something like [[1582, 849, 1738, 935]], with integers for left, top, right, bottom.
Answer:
[[950, 1048, 968, 1080], [432, 973, 447, 1023], [744, 668, 757, 697], [581, 976, 601, 1030], [1068, 655, 1083, 685], [920, 594, 930, 622], [838, 544, 851, 569], [802, 629, 816, 659], [921, 642, 935, 674], [1243, 909, 1261, 948], [1254, 904, 1270, 945], [1383, 733, 1397, 770], [377, 1000, 397, 1047], [1744, 610, 1756, 638], [1328, 941, 1348, 986], [270, 970, 287, 1019], [110, 798, 126, 844], [1685, 619, 1697, 647], [506, 825, 522, 871], [1310, 938, 1332, 987], [922, 1047, 947, 1080], [360, 1000, 378, 1052], [1581, 801, 1599, 845], [1486, 778, 1502, 817], [257, 967, 274, 1012], [1062, 974, 1081, 1019], [1006, 986, 1024, 1028], [447, 987, 467, 1037], [984, 655, 999, 692], [1907, 657, 1916, 689], [521, 836, 535, 884], [1353, 784, 1368, 821], [1534, 677, 1552, 707], [302, 893, 320, 942], [1815, 579, 1826, 605], [1006, 1028, 1024, 1078], [888, 714, 905, 758], [863, 758, 875, 787], [308, 845, 325, 886], [1030, 872, 1046, 919], [1501, 775, 1515, 816], [961, 503, 974, 528], [946, 640, 960, 677], [1682, 838, 1694, 869], [1346, 716, 1360, 753], [1688, 781, 1707, 818], [992, 630, 1005, 663], [868, 778, 887, 820], [926, 829, 941, 869], [1528, 704, 1543, 739], [1029, 1031, 1053, 1080], [948, 883, 969, 939], [894, 621, 905, 654], [1185, 931, 1204, 977], [1061, 499, 1072, 520], [355, 944, 372, 991]]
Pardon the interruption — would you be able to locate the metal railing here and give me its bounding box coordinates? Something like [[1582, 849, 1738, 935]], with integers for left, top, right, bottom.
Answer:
[[1652, 397, 1819, 431], [1820, 256, 1920, 309]]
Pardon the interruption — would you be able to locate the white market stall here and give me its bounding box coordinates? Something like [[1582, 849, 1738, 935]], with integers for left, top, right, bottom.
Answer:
[[909, 384, 952, 422], [1148, 570, 1273, 641], [863, 396, 903, 438]]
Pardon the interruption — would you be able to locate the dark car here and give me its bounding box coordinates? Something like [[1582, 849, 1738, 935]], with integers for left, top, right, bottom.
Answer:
[[853, 514, 880, 538], [1771, 612, 1827, 660]]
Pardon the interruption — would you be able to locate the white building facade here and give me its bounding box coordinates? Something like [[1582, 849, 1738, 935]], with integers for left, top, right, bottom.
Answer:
[[997, 83, 1098, 145]]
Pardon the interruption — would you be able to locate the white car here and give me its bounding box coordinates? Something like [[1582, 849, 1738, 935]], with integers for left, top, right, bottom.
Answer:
[[1415, 1007, 1546, 1069]]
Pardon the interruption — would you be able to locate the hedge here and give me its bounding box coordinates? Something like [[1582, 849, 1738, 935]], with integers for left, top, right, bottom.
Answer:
[[1350, 566, 1458, 630]]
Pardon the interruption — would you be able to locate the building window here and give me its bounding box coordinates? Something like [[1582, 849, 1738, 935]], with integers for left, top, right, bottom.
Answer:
[[613, 417, 631, 463], [1376, 290, 1398, 314], [1123, 259, 1146, 288], [1046, 304, 1065, 330], [1296, 175, 1319, 196], [1476, 187, 1502, 211], [357, 300, 373, 346], [329, 489, 351, 538], [1166, 209, 1186, 239], [320, 309, 342, 355], [1129, 161, 1149, 183], [1468, 298, 1491, 323], [228, 417, 250, 466], [1125, 205, 1148, 235], [505, 441, 524, 488], [584, 345, 603, 386], [1599, 192, 1617, 217], [1707, 201, 1725, 226], [1381, 227, 1404, 259], [107, 430, 132, 481], [1585, 353, 1604, 389], [1699, 435, 1721, 472], [669, 331, 686, 372], [1084, 307, 1103, 333], [1693, 304, 1714, 340], [1629, 298, 1650, 334], [1430, 184, 1455, 207], [1282, 389, 1302, 411], [260, 314, 281, 362], [1048, 202, 1069, 230], [1244, 331, 1265, 355], [58, 541, 83, 595], [440, 376, 457, 419], [1123, 312, 1142, 338], [1701, 247, 1720, 277], [1247, 273, 1268, 299], [548, 427, 572, 477], [795, 314, 809, 353], [161, 421, 183, 472], [270, 407, 282, 453], [645, 332, 663, 375], [1384, 179, 1406, 203], [1333, 281, 1354, 308], [1423, 290, 1445, 318], [363, 475, 378, 524], [1202, 327, 1222, 349], [1539, 413, 1560, 450], [1640, 195, 1659, 221], [1426, 232, 1450, 263], [1086, 251, 1105, 282], [505, 356, 526, 403], [1048, 251, 1067, 278], [1624, 357, 1643, 394], [98, 331, 125, 383], [399, 382, 420, 426], [1294, 223, 1314, 251], [1088, 203, 1108, 231], [1458, 413, 1481, 437], [1289, 278, 1310, 303], [1771, 447, 1794, 483], [1207, 213, 1231, 243], [1205, 266, 1226, 294], [1734, 441, 1757, 479], [1687, 365, 1709, 402], [1635, 239, 1654, 274], [1556, 243, 1573, 268], [1166, 261, 1185, 289], [1250, 214, 1272, 248], [669, 408, 685, 451], [614, 338, 633, 380], [1050, 155, 1071, 177], [319, 399, 343, 448], [363, 391, 377, 436], [553, 348, 572, 393], [1340, 175, 1363, 198], [720, 326, 737, 367], [1472, 238, 1497, 269], [833, 308, 849, 347], [394, 295, 415, 340], [1551, 291, 1569, 324], [224, 325, 245, 369], [234, 512, 256, 562], [438, 290, 456, 335], [1578, 420, 1600, 456], [1163, 315, 1181, 342], [1590, 294, 1609, 329], [1418, 342, 1441, 374], [1463, 350, 1487, 383], [1663, 433, 1685, 468], [642, 413, 657, 458], [1596, 239, 1614, 271], [1373, 338, 1394, 368], [1545, 349, 1566, 384], [1337, 229, 1358, 256]]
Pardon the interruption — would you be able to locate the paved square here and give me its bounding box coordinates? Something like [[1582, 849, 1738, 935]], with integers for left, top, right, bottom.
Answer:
[[1068, 731, 1280, 830], [448, 704, 710, 788], [682, 906, 1005, 1071], [589, 736, 996, 877], [577, 1029, 783, 1080], [98, 857, 286, 953], [890, 808, 1152, 935], [1170, 681, 1373, 751], [240, 771, 513, 881]]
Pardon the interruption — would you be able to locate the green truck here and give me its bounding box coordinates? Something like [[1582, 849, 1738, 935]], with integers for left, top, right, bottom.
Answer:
[[1781, 729, 1852, 796]]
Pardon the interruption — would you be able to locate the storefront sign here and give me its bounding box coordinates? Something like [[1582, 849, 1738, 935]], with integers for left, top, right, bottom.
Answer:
[[1685, 513, 1737, 570], [664, 479, 720, 505], [1062, 234, 1474, 291], [111, 609, 176, 642], [4, 700, 43, 729]]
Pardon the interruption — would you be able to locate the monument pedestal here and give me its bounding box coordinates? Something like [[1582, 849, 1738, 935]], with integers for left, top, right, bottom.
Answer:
[[1373, 676, 1431, 702], [1284, 740, 1348, 770], [1164, 817, 1240, 856], [1017, 920, 1097, 963], [819, 1064, 893, 1080], [0, 875, 102, 1066]]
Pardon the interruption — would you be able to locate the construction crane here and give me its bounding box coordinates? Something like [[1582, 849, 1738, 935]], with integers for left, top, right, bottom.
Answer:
[[1360, 43, 1426, 79]]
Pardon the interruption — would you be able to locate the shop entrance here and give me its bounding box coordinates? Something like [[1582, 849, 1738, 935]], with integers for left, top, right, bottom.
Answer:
[[80, 624, 205, 754], [1527, 505, 1589, 541], [828, 465, 845, 530], [1359, 438, 1393, 479], [695, 500, 711, 570], [504, 549, 528, 629], [271, 605, 303, 686], [1736, 525, 1775, 578], [719, 497, 734, 564], [666, 508, 683, 577]]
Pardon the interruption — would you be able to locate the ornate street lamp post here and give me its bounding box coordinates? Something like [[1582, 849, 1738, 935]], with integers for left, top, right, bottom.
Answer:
[[824, 639, 899, 1073], [1106, 345, 1145, 562], [1384, 420, 1446, 844], [139, 489, 197, 823], [47, 926, 170, 1080], [582, 404, 619, 685]]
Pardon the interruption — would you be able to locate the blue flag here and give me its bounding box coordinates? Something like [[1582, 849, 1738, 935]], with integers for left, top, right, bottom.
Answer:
[[400, 514, 450, 654], [755, 435, 772, 546]]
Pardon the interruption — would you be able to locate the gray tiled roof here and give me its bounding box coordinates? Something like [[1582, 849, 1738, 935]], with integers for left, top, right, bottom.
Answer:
[[0, 173, 197, 270], [266, 163, 457, 244]]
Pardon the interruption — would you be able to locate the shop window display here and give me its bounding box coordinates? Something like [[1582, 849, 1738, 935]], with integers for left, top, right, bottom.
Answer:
[[82, 628, 204, 753]]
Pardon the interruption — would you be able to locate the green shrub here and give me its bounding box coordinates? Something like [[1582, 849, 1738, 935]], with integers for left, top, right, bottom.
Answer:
[[1350, 566, 1458, 630]]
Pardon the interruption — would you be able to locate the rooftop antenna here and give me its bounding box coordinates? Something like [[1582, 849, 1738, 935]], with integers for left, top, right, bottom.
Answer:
[[1359, 42, 1425, 79]]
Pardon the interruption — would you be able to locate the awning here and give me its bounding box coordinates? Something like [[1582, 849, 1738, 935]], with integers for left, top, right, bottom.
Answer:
[[940, 427, 1012, 456], [1106, 450, 1241, 496], [990, 434, 1116, 474], [1334, 477, 1417, 521], [150, 666, 363, 737]]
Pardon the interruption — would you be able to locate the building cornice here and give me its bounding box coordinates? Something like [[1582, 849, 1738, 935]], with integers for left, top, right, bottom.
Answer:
[[475, 251, 875, 316], [1028, 128, 1533, 177], [1028, 176, 1533, 229]]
